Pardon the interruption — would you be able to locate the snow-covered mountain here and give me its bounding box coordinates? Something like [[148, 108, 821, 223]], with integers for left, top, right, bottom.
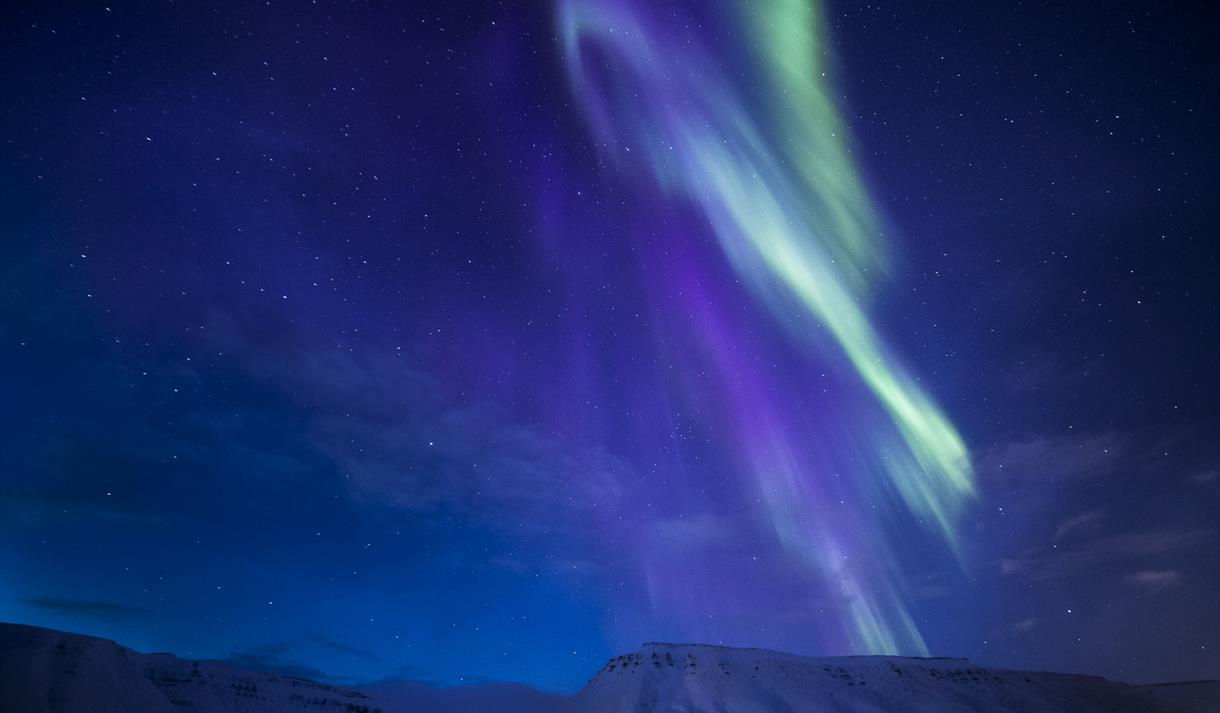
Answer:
[[0, 623, 389, 713], [0, 622, 566, 713], [562, 642, 1209, 713], [1137, 681, 1220, 712], [2, 623, 1213, 713]]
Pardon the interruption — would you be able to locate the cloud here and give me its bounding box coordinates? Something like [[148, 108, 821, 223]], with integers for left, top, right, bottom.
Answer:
[[999, 529, 1209, 582], [1053, 510, 1104, 541], [975, 432, 1124, 487], [999, 560, 1025, 576], [215, 636, 389, 683], [219, 643, 331, 681], [1123, 570, 1183, 593], [308, 635, 380, 661], [200, 313, 634, 538], [22, 596, 146, 620], [0, 492, 171, 529]]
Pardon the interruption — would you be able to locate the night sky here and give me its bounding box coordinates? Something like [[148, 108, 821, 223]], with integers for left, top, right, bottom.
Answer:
[[2, 0, 1218, 695]]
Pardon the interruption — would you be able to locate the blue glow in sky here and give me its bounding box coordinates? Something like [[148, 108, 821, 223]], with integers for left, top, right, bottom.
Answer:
[[0, 0, 1217, 693]]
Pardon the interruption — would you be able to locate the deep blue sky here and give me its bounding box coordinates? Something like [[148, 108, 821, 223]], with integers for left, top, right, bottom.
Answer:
[[2, 0, 1217, 693]]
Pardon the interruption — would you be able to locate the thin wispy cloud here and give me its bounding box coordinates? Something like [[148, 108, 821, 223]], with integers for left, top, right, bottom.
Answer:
[[200, 312, 635, 536], [1053, 510, 1104, 541], [220, 643, 331, 681], [1123, 570, 1184, 593], [976, 432, 1123, 487], [22, 596, 146, 620], [308, 635, 381, 661], [999, 530, 1209, 582]]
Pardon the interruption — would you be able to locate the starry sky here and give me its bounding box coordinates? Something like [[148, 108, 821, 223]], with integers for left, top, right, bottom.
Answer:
[[2, 0, 1217, 695]]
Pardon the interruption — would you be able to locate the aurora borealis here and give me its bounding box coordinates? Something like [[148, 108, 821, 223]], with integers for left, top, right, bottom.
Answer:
[[2, 0, 1218, 695], [559, 0, 972, 654]]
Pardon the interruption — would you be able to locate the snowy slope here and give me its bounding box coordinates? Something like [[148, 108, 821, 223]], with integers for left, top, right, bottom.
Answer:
[[0, 624, 179, 713], [1138, 681, 1220, 712], [562, 642, 1201, 713], [0, 622, 568, 713], [361, 679, 564, 713], [0, 623, 384, 713], [3, 623, 1212, 713]]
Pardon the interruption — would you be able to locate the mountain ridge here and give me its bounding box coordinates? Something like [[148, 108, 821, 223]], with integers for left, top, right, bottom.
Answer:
[[572, 641, 1205, 712], [1, 622, 1213, 712]]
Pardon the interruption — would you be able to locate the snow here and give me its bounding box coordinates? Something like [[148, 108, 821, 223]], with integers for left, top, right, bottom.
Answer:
[[362, 680, 562, 713], [2, 624, 1212, 712], [1138, 681, 1220, 712], [1, 623, 385, 713], [561, 642, 1205, 713]]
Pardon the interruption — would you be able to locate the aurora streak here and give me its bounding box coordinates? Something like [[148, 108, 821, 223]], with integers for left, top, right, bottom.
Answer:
[[559, 0, 975, 655]]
